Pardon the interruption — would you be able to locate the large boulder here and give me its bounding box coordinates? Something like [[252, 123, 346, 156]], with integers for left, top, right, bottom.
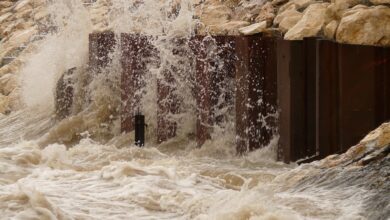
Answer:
[[277, 9, 303, 32], [238, 21, 267, 35], [255, 2, 276, 25], [336, 6, 390, 46], [323, 20, 338, 39], [206, 20, 250, 35], [369, 0, 390, 5], [200, 5, 233, 26], [284, 3, 330, 40], [0, 73, 17, 96], [0, 94, 10, 115]]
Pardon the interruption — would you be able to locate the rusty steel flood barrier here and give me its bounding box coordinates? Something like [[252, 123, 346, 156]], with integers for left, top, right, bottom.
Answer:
[[190, 36, 236, 147], [277, 38, 390, 163], [61, 32, 390, 163]]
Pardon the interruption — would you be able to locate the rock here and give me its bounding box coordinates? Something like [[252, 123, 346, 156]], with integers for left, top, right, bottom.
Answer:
[[0, 74, 17, 96], [324, 20, 338, 39], [33, 7, 48, 21], [278, 1, 298, 14], [361, 122, 390, 148], [13, 0, 31, 12], [7, 26, 37, 48], [278, 11, 303, 32], [336, 6, 390, 46], [293, 0, 316, 9], [370, 0, 390, 4], [200, 5, 233, 26], [0, 94, 10, 114], [206, 20, 250, 35], [274, 7, 301, 24], [0, 12, 12, 25], [272, 0, 289, 6], [284, 3, 330, 40], [334, 0, 367, 8], [238, 21, 267, 35], [0, 1, 13, 8], [255, 2, 275, 25]]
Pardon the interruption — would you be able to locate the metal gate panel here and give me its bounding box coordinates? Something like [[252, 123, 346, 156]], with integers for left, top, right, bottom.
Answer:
[[236, 35, 277, 154], [121, 34, 154, 133]]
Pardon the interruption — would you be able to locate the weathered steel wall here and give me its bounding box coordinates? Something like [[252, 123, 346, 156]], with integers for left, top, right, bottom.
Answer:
[[89, 31, 116, 73], [120, 34, 154, 133], [278, 38, 390, 163], [157, 38, 184, 143], [191, 36, 236, 147], [236, 34, 278, 154], [55, 67, 77, 120], [86, 32, 390, 163]]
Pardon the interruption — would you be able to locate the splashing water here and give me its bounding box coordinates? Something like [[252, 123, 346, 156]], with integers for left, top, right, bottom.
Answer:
[[0, 0, 381, 219]]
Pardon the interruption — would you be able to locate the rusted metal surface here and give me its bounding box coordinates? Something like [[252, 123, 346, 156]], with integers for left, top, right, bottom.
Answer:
[[191, 35, 236, 147], [276, 38, 318, 163], [337, 44, 377, 151], [55, 67, 76, 120], [316, 39, 341, 158], [276, 40, 306, 162], [157, 38, 186, 143], [121, 34, 154, 133], [236, 34, 277, 154], [279, 39, 390, 163], [89, 31, 116, 73], [375, 46, 390, 125]]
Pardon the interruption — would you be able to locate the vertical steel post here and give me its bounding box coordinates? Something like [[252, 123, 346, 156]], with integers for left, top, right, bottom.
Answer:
[[337, 44, 377, 151], [191, 35, 236, 147], [121, 34, 154, 133], [236, 34, 277, 154], [157, 38, 185, 143], [89, 31, 116, 73]]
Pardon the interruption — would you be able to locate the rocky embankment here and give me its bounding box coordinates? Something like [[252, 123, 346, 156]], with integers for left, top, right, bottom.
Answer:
[[196, 0, 390, 46]]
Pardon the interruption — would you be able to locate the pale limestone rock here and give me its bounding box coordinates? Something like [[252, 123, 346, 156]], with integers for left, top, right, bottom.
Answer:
[[0, 74, 17, 95], [324, 20, 338, 39], [0, 12, 12, 25], [336, 6, 390, 46], [285, 3, 330, 40], [234, 0, 269, 21], [31, 0, 46, 7], [238, 21, 267, 35], [15, 8, 33, 20], [0, 94, 10, 114], [200, 5, 233, 26], [222, 0, 241, 8], [293, 0, 316, 9], [334, 0, 366, 8], [274, 7, 301, 24], [278, 11, 303, 32], [0, 1, 13, 9], [361, 122, 390, 148], [370, 0, 390, 4], [7, 88, 21, 111], [13, 0, 32, 12], [206, 20, 250, 35], [255, 2, 275, 25], [8, 26, 36, 47], [278, 1, 298, 14], [33, 7, 48, 21]]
